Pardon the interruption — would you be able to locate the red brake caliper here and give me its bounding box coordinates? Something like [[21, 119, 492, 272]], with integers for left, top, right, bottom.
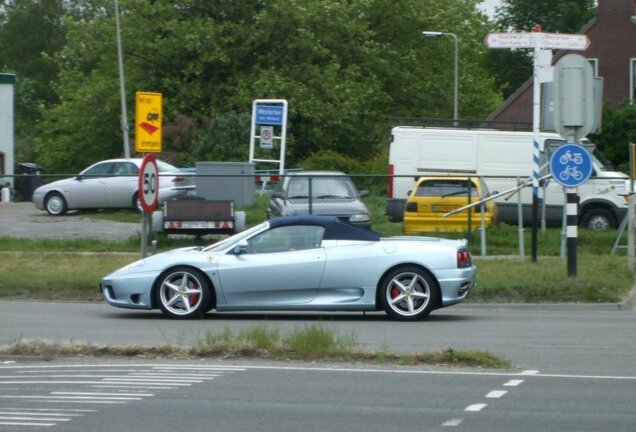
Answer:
[[189, 282, 200, 305], [390, 284, 400, 299]]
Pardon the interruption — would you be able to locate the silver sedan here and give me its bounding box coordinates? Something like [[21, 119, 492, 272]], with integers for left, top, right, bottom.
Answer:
[[32, 158, 192, 215], [101, 215, 476, 320]]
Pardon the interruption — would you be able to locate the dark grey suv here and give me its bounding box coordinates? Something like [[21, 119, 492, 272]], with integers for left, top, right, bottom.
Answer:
[[267, 171, 372, 229]]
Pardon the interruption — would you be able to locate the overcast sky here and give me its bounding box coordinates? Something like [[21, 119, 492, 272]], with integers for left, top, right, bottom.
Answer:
[[477, 0, 500, 18]]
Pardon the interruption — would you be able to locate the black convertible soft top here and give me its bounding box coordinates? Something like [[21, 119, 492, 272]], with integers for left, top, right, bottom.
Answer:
[[268, 215, 381, 242]]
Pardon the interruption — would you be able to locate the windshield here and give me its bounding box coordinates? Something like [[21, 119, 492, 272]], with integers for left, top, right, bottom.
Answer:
[[202, 221, 269, 252], [287, 176, 357, 198]]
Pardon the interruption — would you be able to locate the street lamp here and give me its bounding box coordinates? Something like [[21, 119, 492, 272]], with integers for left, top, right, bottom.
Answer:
[[115, 0, 130, 159], [422, 31, 459, 124]]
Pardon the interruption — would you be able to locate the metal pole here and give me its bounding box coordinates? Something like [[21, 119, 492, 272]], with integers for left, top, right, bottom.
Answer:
[[450, 32, 459, 124], [566, 188, 577, 276], [115, 0, 130, 159], [517, 177, 525, 261], [530, 28, 543, 263]]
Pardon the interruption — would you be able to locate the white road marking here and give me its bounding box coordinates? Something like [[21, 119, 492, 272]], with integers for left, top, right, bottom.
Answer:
[[0, 421, 55, 426], [0, 416, 70, 422], [442, 418, 463, 426], [486, 390, 508, 398], [465, 403, 487, 412], [520, 370, 540, 375], [504, 379, 524, 386]]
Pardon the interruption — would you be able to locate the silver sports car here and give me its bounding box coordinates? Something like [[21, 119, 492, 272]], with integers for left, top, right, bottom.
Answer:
[[101, 215, 476, 320]]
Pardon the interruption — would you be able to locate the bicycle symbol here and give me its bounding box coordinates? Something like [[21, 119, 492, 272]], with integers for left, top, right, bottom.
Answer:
[[559, 165, 584, 181], [559, 150, 583, 165]]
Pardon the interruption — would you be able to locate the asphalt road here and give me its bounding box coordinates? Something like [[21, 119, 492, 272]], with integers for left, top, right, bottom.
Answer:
[[0, 202, 140, 240], [0, 360, 634, 432], [1, 301, 635, 376]]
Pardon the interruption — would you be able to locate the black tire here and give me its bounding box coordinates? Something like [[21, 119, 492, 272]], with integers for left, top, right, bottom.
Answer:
[[581, 209, 615, 231], [45, 192, 68, 216], [132, 192, 143, 212], [379, 266, 439, 321], [155, 266, 213, 319]]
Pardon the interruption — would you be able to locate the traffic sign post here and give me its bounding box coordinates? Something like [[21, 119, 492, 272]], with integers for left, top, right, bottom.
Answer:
[[550, 144, 593, 277], [485, 28, 590, 264], [249, 99, 288, 174], [138, 155, 159, 257]]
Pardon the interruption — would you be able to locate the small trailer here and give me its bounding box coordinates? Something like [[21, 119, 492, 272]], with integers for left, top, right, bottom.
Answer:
[[152, 199, 246, 236]]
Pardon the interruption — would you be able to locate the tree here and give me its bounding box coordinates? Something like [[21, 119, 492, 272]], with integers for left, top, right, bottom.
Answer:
[[34, 0, 503, 173], [486, 0, 596, 98], [589, 103, 636, 172]]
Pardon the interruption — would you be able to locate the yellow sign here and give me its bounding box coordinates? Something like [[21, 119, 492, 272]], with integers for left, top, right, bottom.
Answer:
[[135, 91, 162, 153]]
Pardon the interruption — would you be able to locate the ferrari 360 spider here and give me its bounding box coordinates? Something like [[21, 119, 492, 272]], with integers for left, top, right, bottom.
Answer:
[[100, 215, 476, 320]]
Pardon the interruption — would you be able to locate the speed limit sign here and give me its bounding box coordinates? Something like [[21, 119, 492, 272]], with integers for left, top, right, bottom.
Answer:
[[138, 154, 159, 213]]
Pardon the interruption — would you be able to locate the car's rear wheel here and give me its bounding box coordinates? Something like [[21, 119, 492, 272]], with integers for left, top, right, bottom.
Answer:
[[45, 192, 68, 216], [132, 193, 143, 212], [379, 266, 438, 321], [155, 267, 212, 319]]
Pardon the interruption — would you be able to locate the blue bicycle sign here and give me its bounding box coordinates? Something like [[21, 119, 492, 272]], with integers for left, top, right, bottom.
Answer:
[[550, 143, 593, 188]]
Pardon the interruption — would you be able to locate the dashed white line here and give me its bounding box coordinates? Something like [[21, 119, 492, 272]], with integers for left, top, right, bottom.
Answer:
[[486, 390, 508, 398], [465, 403, 487, 412], [504, 379, 524, 387], [520, 370, 540, 375], [442, 418, 463, 427]]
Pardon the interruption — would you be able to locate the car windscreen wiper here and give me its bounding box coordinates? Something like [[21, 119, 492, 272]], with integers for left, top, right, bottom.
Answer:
[[441, 190, 468, 198]]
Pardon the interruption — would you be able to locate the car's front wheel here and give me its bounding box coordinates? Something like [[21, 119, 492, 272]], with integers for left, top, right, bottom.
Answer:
[[45, 192, 68, 216], [379, 266, 438, 321], [155, 267, 212, 319]]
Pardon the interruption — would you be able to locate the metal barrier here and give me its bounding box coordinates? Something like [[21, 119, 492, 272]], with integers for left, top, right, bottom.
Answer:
[[0, 173, 628, 259]]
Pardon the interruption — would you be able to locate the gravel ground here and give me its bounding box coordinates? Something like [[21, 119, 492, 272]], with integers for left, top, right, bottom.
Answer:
[[0, 202, 141, 241]]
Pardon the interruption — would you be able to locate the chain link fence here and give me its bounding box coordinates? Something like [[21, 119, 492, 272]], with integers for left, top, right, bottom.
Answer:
[[0, 172, 628, 255]]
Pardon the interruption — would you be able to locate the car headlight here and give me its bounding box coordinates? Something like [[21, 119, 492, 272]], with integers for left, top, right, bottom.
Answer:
[[349, 214, 371, 223]]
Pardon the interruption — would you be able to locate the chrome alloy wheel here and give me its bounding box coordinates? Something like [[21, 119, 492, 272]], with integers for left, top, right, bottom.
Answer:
[[157, 269, 207, 318], [386, 271, 430, 317], [380, 267, 438, 320]]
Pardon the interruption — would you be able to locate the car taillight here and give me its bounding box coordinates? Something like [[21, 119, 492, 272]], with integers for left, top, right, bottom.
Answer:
[[172, 177, 185, 184], [457, 250, 472, 268]]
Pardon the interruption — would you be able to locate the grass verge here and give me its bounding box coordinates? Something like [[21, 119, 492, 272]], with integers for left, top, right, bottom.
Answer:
[[1, 325, 511, 369], [1, 251, 632, 303]]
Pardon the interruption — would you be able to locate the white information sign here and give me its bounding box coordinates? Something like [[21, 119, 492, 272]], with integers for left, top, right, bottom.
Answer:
[[485, 32, 590, 50], [260, 126, 274, 149]]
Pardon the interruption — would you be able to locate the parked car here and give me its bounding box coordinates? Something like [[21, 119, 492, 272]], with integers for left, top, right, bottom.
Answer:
[[32, 158, 193, 216], [403, 176, 498, 233], [267, 171, 372, 229], [101, 215, 476, 320]]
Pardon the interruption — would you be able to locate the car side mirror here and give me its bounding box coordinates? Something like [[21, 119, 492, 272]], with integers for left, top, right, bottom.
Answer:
[[75, 175, 83, 181], [359, 190, 369, 198], [233, 239, 248, 255], [407, 190, 412, 196]]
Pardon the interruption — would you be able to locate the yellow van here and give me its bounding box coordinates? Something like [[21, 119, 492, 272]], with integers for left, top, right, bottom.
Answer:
[[403, 176, 497, 233]]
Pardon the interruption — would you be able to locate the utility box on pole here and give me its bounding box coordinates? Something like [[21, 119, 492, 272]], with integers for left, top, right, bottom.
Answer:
[[552, 54, 599, 142]]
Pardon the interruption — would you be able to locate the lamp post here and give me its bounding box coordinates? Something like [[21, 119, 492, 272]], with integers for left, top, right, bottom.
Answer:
[[422, 31, 459, 124], [115, 0, 130, 159]]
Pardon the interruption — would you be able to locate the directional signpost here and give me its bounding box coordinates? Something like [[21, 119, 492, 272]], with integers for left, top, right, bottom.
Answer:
[[485, 28, 590, 264]]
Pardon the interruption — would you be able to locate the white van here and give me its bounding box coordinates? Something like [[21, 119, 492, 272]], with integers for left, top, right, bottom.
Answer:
[[386, 126, 629, 229]]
